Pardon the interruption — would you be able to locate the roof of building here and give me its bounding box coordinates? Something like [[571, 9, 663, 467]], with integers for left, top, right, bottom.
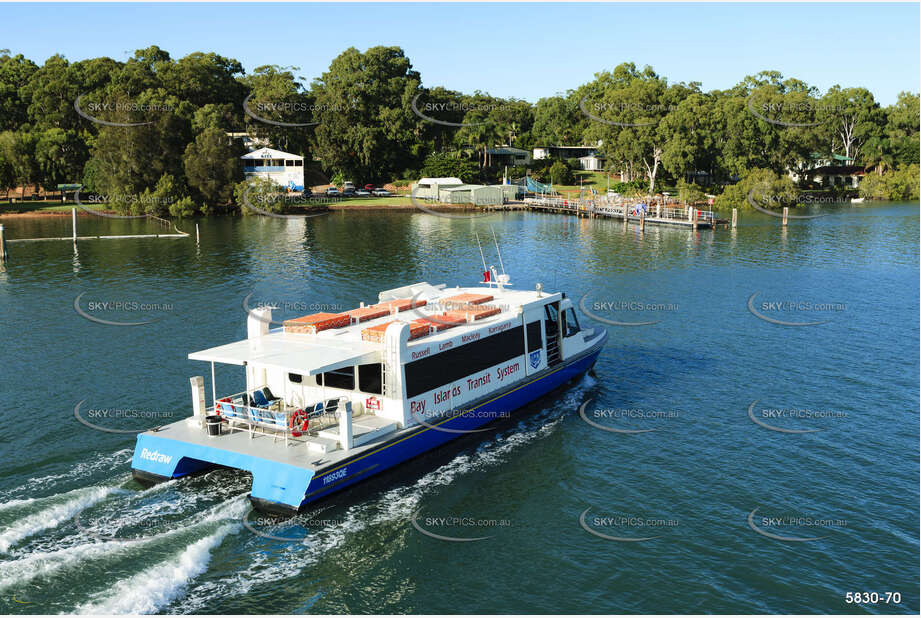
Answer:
[[810, 152, 855, 163], [241, 147, 303, 160], [440, 184, 483, 192], [486, 147, 530, 155], [536, 145, 599, 151], [416, 177, 463, 186], [806, 165, 866, 175]]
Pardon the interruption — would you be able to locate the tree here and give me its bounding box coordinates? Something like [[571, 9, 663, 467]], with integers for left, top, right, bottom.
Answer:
[[532, 94, 583, 147], [0, 50, 38, 131], [582, 63, 694, 193], [420, 151, 478, 183], [34, 127, 88, 188], [676, 179, 707, 204], [157, 51, 245, 108], [83, 89, 191, 198], [0, 143, 15, 198], [714, 168, 797, 211], [19, 54, 85, 132], [887, 92, 920, 164], [241, 64, 313, 154], [858, 164, 920, 200], [659, 93, 723, 183], [0, 130, 38, 198], [865, 91, 921, 171], [234, 176, 283, 216], [310, 46, 422, 182], [816, 86, 883, 163], [183, 126, 243, 209], [549, 160, 573, 185]]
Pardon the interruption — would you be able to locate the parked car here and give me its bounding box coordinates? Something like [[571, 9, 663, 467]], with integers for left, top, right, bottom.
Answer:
[[342, 188, 356, 197], [372, 188, 390, 196], [326, 187, 340, 196], [355, 189, 371, 197], [364, 183, 375, 191], [343, 181, 355, 192]]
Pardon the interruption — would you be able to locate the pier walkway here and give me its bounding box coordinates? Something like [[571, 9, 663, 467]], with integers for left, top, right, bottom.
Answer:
[[523, 195, 719, 228]]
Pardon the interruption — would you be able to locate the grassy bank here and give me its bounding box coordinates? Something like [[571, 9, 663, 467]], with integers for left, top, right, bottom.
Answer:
[[0, 200, 110, 216]]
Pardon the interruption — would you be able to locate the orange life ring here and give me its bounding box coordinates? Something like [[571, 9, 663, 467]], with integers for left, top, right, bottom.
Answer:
[[289, 408, 309, 436]]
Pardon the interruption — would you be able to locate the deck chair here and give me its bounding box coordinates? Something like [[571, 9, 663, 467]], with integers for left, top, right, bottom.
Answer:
[[324, 398, 340, 419], [251, 389, 271, 408], [261, 386, 281, 406]]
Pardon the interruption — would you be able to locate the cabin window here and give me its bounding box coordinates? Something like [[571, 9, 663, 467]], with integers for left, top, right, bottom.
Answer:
[[288, 372, 303, 384], [563, 308, 581, 337], [285, 159, 295, 166], [294, 160, 303, 166], [322, 366, 355, 390], [358, 363, 383, 395], [404, 326, 524, 398], [526, 320, 543, 352]]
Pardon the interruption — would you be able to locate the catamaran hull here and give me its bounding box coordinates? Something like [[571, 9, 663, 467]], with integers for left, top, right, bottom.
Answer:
[[132, 335, 605, 514]]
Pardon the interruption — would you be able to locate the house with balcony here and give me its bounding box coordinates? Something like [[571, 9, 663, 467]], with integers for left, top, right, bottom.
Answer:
[[241, 147, 305, 191]]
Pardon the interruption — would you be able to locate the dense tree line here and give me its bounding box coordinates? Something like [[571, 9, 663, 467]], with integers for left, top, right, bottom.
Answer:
[[0, 46, 917, 215]]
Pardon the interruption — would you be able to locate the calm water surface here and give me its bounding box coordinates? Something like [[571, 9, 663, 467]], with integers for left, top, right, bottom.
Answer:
[[0, 202, 918, 614]]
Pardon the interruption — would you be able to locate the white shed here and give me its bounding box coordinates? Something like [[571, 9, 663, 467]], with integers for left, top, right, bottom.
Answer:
[[579, 155, 605, 171], [412, 177, 464, 200]]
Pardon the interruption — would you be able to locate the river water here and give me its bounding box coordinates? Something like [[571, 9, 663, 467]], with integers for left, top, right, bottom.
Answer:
[[0, 202, 917, 614]]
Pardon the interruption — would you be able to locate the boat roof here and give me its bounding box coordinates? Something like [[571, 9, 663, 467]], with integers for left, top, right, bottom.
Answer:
[[189, 282, 562, 373], [189, 333, 382, 375]]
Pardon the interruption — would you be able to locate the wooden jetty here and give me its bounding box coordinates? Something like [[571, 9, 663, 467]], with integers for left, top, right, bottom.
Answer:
[[523, 195, 725, 229]]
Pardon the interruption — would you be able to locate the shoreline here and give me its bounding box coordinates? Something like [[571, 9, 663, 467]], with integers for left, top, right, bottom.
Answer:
[[0, 201, 484, 218], [1, 198, 896, 220]]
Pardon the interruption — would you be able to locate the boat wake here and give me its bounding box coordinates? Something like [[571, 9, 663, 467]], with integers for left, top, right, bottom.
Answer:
[[0, 377, 591, 614], [74, 521, 242, 615], [0, 486, 118, 553], [0, 448, 133, 503], [177, 381, 587, 613]]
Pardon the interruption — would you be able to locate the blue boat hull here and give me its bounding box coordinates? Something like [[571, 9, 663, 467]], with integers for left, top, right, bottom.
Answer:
[[289, 341, 604, 511]]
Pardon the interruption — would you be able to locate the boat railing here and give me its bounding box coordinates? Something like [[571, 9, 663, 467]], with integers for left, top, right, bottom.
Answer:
[[207, 390, 341, 446]]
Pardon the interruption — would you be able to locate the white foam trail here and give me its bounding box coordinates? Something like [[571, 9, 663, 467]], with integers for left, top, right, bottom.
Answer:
[[0, 538, 131, 591], [0, 497, 36, 512], [74, 522, 239, 615], [1, 449, 132, 501], [0, 486, 115, 553], [0, 495, 248, 595]]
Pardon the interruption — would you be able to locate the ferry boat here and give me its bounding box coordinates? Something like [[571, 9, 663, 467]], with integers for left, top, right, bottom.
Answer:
[[131, 276, 607, 514]]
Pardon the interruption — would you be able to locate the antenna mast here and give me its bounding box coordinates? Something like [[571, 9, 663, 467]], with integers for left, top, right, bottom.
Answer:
[[490, 226, 506, 277], [475, 231, 488, 273]]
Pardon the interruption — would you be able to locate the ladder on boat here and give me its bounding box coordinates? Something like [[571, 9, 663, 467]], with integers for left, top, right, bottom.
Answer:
[[546, 336, 562, 367]]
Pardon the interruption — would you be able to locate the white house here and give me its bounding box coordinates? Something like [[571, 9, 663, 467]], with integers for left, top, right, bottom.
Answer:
[[241, 147, 305, 191], [533, 145, 600, 161]]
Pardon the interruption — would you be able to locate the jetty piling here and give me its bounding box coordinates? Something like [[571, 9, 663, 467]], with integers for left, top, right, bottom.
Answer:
[[0, 224, 7, 261], [732, 208, 738, 229]]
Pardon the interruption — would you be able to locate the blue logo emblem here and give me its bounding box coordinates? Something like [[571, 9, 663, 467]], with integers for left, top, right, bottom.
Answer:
[[529, 350, 541, 369]]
